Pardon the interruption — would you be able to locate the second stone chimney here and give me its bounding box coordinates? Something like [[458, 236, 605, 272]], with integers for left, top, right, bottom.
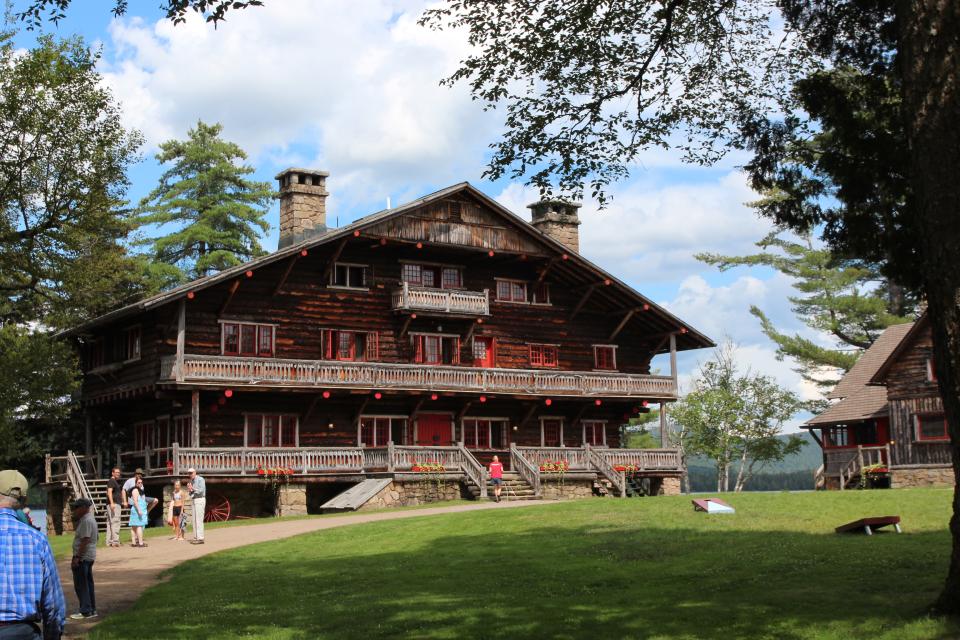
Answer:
[[528, 199, 582, 252], [276, 168, 330, 249]]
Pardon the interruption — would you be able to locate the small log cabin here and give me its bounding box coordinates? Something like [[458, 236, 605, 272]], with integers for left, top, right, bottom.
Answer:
[[49, 170, 713, 524], [805, 316, 954, 490]]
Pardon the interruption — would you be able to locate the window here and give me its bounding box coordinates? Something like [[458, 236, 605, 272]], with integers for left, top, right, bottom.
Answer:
[[360, 416, 407, 446], [496, 279, 527, 302], [927, 357, 938, 382], [402, 263, 462, 289], [331, 263, 367, 288], [916, 414, 949, 441], [541, 419, 562, 447], [413, 334, 461, 365], [125, 327, 141, 361], [823, 426, 850, 448], [133, 421, 154, 451], [583, 420, 607, 446], [594, 345, 617, 370], [222, 322, 275, 357], [321, 329, 379, 361], [529, 344, 559, 368], [462, 418, 509, 449], [245, 414, 298, 447], [532, 283, 550, 305]]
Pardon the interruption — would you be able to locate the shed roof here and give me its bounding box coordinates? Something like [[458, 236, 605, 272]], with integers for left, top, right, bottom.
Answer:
[[805, 385, 890, 426], [869, 314, 930, 384]]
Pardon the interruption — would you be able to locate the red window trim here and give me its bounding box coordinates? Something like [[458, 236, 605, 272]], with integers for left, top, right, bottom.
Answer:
[[321, 329, 380, 362], [593, 345, 617, 371], [529, 344, 558, 368], [915, 413, 949, 441], [222, 322, 275, 357], [412, 333, 461, 365]]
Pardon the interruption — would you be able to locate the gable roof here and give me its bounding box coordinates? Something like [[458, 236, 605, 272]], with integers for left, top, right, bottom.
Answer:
[[804, 321, 914, 428], [869, 313, 930, 384], [826, 322, 914, 399], [62, 182, 713, 350]]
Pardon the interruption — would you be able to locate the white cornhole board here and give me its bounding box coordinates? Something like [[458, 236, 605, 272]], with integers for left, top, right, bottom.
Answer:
[[692, 498, 736, 514]]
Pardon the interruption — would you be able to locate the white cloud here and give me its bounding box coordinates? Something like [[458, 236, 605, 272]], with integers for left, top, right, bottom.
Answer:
[[100, 0, 499, 206]]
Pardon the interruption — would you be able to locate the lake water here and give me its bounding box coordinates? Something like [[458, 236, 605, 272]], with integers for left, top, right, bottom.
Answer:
[[26, 508, 48, 535]]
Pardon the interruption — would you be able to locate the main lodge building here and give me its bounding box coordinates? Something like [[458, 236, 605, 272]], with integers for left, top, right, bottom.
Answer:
[[47, 170, 712, 527]]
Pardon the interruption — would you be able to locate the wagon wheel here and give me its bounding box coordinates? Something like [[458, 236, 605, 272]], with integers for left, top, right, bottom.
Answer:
[[204, 492, 231, 522]]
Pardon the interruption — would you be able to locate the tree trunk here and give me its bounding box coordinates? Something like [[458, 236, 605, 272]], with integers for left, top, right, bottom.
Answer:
[[734, 449, 749, 492], [899, 0, 960, 615]]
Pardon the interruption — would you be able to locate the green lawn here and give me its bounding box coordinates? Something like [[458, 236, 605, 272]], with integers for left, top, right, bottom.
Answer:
[[91, 489, 958, 640]]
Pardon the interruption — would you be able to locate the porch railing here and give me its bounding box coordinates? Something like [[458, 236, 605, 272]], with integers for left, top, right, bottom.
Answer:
[[509, 444, 542, 497], [515, 446, 590, 470], [586, 445, 626, 497], [513, 445, 684, 491], [392, 282, 490, 315], [837, 444, 890, 490], [160, 354, 677, 399], [45, 452, 101, 483]]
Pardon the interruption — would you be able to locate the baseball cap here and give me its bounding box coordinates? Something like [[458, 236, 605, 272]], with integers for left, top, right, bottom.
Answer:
[[0, 470, 28, 500], [134, 468, 144, 475], [70, 497, 93, 509]]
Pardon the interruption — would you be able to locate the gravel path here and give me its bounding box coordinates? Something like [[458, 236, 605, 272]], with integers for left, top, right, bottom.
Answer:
[[57, 500, 550, 638]]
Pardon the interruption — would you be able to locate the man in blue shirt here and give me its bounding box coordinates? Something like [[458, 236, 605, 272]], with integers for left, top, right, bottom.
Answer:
[[0, 470, 66, 639]]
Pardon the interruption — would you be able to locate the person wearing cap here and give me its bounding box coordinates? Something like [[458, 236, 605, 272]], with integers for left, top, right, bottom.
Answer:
[[68, 498, 97, 620], [187, 468, 205, 544], [0, 470, 66, 639]]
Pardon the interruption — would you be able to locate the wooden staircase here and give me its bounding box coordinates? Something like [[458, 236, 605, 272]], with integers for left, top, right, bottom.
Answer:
[[464, 472, 540, 501]]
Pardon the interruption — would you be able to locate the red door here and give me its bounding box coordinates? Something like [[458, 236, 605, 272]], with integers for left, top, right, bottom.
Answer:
[[473, 337, 495, 368], [417, 414, 452, 446]]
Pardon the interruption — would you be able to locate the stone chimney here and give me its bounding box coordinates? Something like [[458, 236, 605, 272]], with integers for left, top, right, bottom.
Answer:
[[276, 168, 330, 249], [528, 199, 582, 252]]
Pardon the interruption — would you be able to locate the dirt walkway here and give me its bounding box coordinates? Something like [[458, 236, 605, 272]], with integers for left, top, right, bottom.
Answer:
[[57, 500, 550, 638]]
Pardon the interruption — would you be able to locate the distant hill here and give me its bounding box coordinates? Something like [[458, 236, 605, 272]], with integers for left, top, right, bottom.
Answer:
[[685, 431, 821, 492]]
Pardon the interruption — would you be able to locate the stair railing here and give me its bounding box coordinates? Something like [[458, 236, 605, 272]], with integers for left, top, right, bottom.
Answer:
[[839, 455, 861, 491], [586, 444, 626, 498], [814, 465, 825, 490], [67, 450, 96, 515], [457, 444, 488, 499], [510, 443, 541, 497]]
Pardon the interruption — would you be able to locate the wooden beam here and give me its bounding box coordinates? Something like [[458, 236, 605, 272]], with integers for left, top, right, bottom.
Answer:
[[570, 404, 589, 439], [175, 299, 186, 382], [648, 333, 671, 356], [353, 397, 370, 446], [464, 320, 480, 344], [321, 238, 349, 283], [609, 308, 638, 341], [669, 333, 678, 385], [808, 429, 824, 448], [219, 279, 241, 316], [302, 394, 323, 425], [569, 283, 599, 321], [456, 400, 474, 424], [399, 315, 414, 338], [535, 257, 558, 286], [660, 402, 668, 447], [190, 391, 200, 447], [519, 403, 538, 430], [409, 397, 426, 424], [272, 254, 301, 295]]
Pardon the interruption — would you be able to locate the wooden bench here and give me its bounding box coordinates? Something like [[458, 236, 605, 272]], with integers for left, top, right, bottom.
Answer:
[[835, 516, 901, 535]]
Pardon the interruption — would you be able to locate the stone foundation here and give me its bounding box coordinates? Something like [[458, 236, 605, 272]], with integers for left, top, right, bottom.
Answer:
[[656, 477, 682, 496], [891, 467, 955, 488], [46, 486, 76, 535], [540, 476, 594, 500], [276, 483, 309, 517], [359, 477, 465, 510]]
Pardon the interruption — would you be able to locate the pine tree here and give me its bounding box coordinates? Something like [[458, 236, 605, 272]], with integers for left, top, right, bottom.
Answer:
[[136, 121, 274, 283], [697, 231, 914, 400]]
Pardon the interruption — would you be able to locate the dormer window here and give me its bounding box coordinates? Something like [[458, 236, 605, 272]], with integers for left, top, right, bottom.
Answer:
[[330, 263, 368, 289], [496, 278, 527, 303], [532, 283, 550, 304]]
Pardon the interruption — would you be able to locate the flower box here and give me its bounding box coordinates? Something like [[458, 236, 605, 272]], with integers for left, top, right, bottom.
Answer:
[[539, 460, 569, 472], [613, 465, 639, 473]]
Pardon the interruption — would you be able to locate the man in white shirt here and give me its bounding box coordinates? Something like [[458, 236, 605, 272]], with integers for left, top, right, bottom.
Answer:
[[187, 468, 206, 544]]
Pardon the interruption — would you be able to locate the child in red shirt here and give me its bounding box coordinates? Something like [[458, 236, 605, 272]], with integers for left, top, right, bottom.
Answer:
[[489, 456, 504, 502]]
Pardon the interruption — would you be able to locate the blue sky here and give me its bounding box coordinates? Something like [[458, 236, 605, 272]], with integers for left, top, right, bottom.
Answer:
[[12, 0, 828, 427]]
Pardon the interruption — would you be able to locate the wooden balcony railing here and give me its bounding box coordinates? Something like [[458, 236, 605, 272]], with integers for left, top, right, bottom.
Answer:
[[392, 283, 490, 315], [161, 355, 677, 399], [513, 446, 684, 474]]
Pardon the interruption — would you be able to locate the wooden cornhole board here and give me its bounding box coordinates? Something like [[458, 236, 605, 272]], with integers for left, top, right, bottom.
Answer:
[[835, 516, 901, 536], [692, 498, 735, 514]]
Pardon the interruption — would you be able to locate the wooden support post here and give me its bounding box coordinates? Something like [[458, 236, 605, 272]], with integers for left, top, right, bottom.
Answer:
[[353, 398, 370, 446], [456, 400, 474, 425], [302, 394, 323, 426], [387, 440, 395, 472], [570, 404, 588, 444], [321, 238, 349, 283], [273, 254, 301, 295], [609, 308, 637, 341], [464, 320, 480, 344], [669, 333, 678, 386], [219, 279, 241, 316], [45, 455, 52, 484], [569, 283, 599, 321], [519, 403, 538, 431], [399, 315, 414, 339], [176, 299, 186, 382], [191, 391, 200, 447], [172, 442, 180, 476], [409, 397, 426, 425], [660, 402, 668, 448]]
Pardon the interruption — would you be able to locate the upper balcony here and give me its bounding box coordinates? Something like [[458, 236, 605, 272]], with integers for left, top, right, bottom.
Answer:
[[391, 282, 490, 316], [160, 355, 677, 399]]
